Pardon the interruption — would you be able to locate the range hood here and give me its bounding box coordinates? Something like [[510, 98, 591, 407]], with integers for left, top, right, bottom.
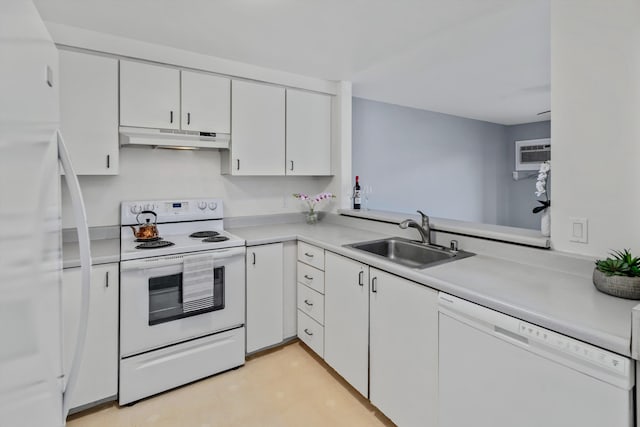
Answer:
[[119, 126, 230, 150]]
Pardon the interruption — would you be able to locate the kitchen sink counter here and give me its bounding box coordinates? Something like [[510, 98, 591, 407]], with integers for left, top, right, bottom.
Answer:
[[230, 221, 639, 357]]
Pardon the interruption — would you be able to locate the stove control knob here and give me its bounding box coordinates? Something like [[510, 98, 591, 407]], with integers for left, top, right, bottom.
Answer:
[[208, 202, 218, 211], [130, 204, 142, 214], [144, 203, 155, 211], [198, 201, 207, 211]]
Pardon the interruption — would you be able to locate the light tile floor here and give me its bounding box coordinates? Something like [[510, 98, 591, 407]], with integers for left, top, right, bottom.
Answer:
[[67, 341, 395, 427]]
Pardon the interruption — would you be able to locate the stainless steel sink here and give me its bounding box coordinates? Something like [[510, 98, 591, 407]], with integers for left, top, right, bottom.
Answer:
[[345, 237, 474, 269]]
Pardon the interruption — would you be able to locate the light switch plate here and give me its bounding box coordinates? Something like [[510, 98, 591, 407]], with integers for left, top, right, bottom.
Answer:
[[569, 217, 588, 243]]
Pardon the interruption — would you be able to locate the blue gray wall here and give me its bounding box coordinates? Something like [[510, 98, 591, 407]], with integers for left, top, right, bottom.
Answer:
[[352, 97, 509, 224], [352, 97, 551, 229]]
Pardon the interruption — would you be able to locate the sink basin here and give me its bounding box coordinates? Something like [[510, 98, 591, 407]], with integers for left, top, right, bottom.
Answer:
[[345, 237, 474, 269]]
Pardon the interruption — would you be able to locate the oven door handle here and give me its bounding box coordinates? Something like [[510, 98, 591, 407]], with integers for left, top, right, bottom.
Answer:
[[120, 247, 246, 271]]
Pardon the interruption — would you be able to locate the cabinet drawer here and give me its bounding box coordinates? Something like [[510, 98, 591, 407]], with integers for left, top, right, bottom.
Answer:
[[297, 283, 324, 325], [298, 242, 325, 270], [297, 310, 324, 358], [297, 261, 324, 294]]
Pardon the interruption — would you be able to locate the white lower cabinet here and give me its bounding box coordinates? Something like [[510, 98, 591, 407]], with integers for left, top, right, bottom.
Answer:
[[283, 241, 298, 339], [62, 263, 119, 411], [246, 243, 284, 353], [324, 252, 369, 397], [369, 268, 439, 427]]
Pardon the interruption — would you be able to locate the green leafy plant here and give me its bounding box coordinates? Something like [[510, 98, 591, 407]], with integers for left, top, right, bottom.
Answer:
[[595, 249, 640, 277]]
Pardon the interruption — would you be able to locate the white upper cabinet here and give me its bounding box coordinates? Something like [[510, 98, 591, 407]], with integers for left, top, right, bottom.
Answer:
[[181, 70, 230, 134], [120, 60, 180, 130], [228, 80, 286, 175], [59, 49, 119, 175], [286, 89, 331, 176]]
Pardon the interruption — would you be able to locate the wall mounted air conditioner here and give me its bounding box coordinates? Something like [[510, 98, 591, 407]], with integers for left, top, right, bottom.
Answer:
[[512, 138, 550, 180], [515, 138, 550, 171]]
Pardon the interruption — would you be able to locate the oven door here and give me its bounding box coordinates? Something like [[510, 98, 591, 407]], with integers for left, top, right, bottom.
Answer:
[[120, 247, 245, 357]]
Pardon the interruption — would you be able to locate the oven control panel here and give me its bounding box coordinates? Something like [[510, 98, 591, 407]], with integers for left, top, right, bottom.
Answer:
[[121, 198, 223, 224]]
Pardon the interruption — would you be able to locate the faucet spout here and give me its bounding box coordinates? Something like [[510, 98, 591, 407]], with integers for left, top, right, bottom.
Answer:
[[399, 211, 432, 245]]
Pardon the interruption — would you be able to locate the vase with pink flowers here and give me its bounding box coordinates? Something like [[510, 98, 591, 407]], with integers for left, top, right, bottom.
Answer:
[[293, 192, 335, 224]]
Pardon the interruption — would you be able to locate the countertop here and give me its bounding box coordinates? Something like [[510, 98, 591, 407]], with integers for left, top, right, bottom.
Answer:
[[63, 238, 120, 269], [230, 222, 639, 357]]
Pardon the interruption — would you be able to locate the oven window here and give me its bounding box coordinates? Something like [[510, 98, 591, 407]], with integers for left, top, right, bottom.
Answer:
[[148, 266, 225, 326]]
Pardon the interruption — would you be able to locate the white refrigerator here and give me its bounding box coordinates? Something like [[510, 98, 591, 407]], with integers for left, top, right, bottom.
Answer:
[[0, 1, 92, 425]]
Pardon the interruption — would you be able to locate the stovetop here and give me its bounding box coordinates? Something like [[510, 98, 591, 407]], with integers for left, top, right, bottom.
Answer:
[[120, 222, 245, 261], [119, 198, 245, 261]]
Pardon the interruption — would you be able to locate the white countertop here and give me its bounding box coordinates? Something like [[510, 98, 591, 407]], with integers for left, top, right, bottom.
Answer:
[[63, 238, 120, 269], [230, 221, 638, 357]]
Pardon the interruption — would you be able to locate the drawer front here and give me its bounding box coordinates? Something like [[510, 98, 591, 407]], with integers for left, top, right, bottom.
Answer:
[[297, 283, 324, 325], [297, 261, 325, 294], [298, 242, 325, 270], [297, 310, 324, 358], [119, 327, 245, 405]]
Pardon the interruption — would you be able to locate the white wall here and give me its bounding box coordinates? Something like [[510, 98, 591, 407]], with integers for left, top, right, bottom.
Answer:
[[551, 0, 640, 257], [61, 149, 334, 227]]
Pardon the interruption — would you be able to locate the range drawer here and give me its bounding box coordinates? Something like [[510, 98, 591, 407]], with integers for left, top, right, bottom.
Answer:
[[297, 261, 325, 294], [297, 283, 324, 325], [298, 310, 324, 358], [298, 242, 325, 270]]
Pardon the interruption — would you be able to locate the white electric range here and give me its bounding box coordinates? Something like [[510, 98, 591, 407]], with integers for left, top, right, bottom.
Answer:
[[119, 198, 246, 405]]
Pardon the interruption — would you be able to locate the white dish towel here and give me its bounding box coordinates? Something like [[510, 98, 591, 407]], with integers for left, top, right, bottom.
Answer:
[[182, 254, 215, 313]]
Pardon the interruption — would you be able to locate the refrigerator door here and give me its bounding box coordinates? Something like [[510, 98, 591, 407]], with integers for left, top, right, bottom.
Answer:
[[0, 1, 64, 426]]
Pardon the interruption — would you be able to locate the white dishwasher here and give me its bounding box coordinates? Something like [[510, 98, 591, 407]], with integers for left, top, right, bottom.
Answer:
[[438, 293, 634, 427]]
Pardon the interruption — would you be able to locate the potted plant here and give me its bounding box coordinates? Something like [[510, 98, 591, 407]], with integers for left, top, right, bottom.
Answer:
[[593, 249, 640, 299], [293, 192, 335, 224]]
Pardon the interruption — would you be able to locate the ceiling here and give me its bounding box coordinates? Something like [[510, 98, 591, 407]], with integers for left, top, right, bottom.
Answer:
[[34, 0, 550, 125]]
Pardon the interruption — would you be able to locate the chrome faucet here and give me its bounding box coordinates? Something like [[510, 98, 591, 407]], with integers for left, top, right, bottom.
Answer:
[[399, 210, 431, 245]]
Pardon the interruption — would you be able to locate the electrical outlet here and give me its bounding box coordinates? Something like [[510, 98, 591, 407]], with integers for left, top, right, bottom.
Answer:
[[569, 217, 588, 243]]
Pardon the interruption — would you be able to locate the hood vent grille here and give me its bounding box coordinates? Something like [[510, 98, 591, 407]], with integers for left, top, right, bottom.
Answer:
[[119, 126, 230, 150]]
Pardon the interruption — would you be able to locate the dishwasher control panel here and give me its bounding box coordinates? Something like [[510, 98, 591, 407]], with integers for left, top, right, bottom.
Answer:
[[519, 321, 628, 375]]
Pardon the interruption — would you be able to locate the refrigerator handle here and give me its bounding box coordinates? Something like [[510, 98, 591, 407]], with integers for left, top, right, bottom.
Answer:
[[57, 130, 92, 417]]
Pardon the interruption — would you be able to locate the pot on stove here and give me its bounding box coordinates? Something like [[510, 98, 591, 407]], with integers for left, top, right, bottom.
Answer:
[[130, 210, 159, 240]]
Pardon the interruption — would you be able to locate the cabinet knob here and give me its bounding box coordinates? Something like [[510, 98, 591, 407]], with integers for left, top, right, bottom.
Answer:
[[187, 112, 191, 125], [304, 328, 313, 336], [290, 160, 294, 171], [236, 159, 240, 170], [252, 252, 256, 265], [371, 277, 378, 293], [304, 274, 313, 281], [170, 110, 174, 124], [105, 271, 109, 288], [106, 154, 110, 169], [304, 299, 313, 307], [304, 252, 314, 258], [358, 270, 364, 286]]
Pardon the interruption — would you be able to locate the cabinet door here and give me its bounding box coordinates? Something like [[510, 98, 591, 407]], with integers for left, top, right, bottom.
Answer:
[[120, 60, 180, 129], [282, 241, 298, 339], [230, 80, 285, 175], [286, 89, 331, 176], [59, 50, 119, 175], [324, 252, 369, 397], [246, 243, 284, 353], [369, 268, 438, 427], [62, 263, 119, 410], [181, 70, 230, 134]]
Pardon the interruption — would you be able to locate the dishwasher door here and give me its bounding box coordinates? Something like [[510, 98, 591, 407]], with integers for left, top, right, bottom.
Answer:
[[438, 293, 634, 427]]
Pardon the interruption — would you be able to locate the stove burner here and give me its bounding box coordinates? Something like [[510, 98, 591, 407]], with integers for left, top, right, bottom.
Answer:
[[202, 236, 229, 243], [136, 240, 175, 249], [135, 236, 162, 243], [190, 231, 220, 238]]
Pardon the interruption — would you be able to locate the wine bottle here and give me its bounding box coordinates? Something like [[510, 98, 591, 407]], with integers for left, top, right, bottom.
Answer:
[[353, 176, 362, 210]]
